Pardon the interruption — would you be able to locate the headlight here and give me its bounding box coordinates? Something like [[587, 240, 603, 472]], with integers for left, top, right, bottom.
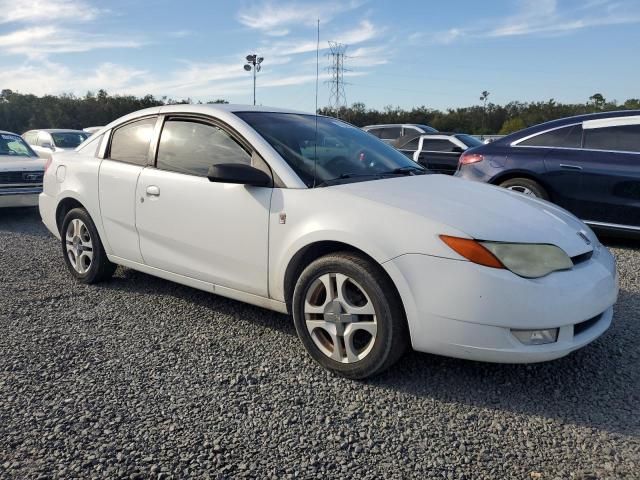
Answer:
[[480, 242, 573, 278], [440, 235, 573, 278]]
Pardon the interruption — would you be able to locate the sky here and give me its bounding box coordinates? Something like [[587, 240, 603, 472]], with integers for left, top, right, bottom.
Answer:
[[0, 0, 639, 111]]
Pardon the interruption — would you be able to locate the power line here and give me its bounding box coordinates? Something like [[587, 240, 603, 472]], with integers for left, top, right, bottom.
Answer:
[[326, 41, 349, 116]]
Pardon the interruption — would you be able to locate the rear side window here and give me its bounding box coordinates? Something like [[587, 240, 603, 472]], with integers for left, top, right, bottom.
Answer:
[[379, 127, 402, 140], [109, 117, 156, 165], [402, 138, 420, 150], [584, 124, 640, 153], [518, 124, 583, 148], [78, 133, 104, 156], [156, 119, 252, 176], [421, 139, 457, 152], [366, 128, 382, 138]]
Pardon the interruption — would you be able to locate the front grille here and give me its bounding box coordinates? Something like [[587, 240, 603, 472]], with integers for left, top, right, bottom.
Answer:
[[0, 170, 43, 185], [571, 250, 593, 266], [574, 313, 601, 336]]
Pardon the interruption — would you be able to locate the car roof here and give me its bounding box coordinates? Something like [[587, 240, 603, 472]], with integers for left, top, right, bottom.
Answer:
[[0, 130, 20, 136], [26, 129, 89, 133], [496, 109, 640, 145]]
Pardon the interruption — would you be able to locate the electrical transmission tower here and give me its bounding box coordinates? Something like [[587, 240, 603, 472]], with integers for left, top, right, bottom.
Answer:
[[326, 42, 349, 116]]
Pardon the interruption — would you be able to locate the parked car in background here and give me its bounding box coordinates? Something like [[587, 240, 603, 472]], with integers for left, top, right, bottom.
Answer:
[[456, 110, 640, 235], [394, 133, 483, 175], [362, 123, 437, 144], [0, 131, 45, 208], [22, 129, 90, 159], [83, 126, 103, 134], [40, 104, 617, 379]]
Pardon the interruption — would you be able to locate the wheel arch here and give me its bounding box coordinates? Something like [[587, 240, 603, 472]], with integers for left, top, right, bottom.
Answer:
[[55, 197, 87, 234], [489, 170, 552, 198]]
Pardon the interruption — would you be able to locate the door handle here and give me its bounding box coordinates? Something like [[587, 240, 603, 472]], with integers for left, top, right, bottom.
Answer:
[[559, 164, 583, 171], [146, 185, 160, 196]]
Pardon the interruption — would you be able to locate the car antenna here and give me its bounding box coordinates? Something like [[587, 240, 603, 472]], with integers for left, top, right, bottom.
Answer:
[[313, 18, 320, 188]]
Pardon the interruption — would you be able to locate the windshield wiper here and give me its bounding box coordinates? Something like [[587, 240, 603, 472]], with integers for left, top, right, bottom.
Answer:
[[384, 166, 428, 175], [315, 167, 427, 187]]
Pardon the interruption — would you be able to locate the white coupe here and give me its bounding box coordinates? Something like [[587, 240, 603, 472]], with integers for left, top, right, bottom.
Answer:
[[39, 105, 618, 378]]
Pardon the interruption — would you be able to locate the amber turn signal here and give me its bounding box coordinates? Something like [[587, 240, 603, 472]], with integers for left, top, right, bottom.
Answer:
[[439, 235, 504, 269]]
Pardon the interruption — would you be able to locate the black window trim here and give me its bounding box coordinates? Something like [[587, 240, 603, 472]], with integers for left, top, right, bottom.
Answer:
[[105, 114, 160, 166], [151, 113, 280, 186]]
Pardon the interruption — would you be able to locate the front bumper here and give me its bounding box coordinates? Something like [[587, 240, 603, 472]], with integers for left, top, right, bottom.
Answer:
[[0, 187, 42, 208], [383, 245, 618, 363]]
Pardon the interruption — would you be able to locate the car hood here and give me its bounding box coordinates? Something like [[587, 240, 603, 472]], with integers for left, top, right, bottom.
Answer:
[[0, 155, 46, 172], [332, 174, 595, 257]]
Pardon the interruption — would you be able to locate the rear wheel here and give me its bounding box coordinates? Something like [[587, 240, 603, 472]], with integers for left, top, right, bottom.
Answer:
[[499, 177, 549, 200], [61, 208, 116, 284], [292, 252, 408, 379]]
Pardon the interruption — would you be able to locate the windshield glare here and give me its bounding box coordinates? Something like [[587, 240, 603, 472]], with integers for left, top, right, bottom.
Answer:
[[51, 132, 89, 149], [236, 112, 424, 187], [0, 134, 36, 157]]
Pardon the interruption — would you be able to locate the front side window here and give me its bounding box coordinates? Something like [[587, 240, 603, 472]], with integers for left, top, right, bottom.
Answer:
[[518, 124, 583, 148], [156, 119, 252, 176], [583, 124, 640, 153], [236, 112, 425, 187], [109, 117, 156, 165], [421, 139, 458, 152], [0, 133, 36, 157], [51, 132, 89, 149]]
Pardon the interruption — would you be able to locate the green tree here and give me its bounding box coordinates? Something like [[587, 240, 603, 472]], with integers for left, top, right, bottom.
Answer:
[[589, 93, 606, 109], [499, 117, 527, 134]]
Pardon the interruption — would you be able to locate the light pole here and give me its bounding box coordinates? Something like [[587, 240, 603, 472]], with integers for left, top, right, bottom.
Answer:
[[244, 54, 264, 106]]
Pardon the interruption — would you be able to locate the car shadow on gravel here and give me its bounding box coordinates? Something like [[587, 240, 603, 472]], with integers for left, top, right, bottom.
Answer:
[[370, 288, 639, 437], [0, 207, 48, 236]]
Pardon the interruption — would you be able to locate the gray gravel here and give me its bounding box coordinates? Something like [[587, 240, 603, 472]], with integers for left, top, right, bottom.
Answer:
[[0, 207, 638, 479]]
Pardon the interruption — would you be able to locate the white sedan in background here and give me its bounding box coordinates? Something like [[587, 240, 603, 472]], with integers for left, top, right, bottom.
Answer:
[[39, 105, 618, 378]]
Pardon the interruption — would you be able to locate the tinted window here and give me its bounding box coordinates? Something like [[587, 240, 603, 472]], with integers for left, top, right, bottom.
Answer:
[[156, 119, 252, 176], [237, 112, 424, 187], [366, 128, 382, 138], [421, 139, 457, 152], [379, 127, 402, 140], [51, 132, 89, 148], [414, 124, 438, 133], [0, 133, 36, 157], [109, 117, 156, 165], [584, 124, 640, 153], [519, 124, 583, 148]]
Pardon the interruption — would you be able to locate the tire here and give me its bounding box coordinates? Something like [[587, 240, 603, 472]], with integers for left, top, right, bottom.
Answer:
[[60, 207, 116, 284], [292, 252, 408, 379], [499, 177, 549, 200]]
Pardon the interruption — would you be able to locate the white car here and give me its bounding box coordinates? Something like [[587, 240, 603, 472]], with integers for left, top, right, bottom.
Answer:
[[0, 131, 45, 208], [22, 129, 90, 160], [39, 105, 618, 378]]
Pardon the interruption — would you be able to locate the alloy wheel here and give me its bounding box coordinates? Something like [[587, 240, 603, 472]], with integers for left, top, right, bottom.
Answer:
[[65, 218, 93, 274]]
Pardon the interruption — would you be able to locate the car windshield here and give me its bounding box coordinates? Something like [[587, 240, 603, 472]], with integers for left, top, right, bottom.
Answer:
[[0, 133, 36, 157], [415, 124, 438, 133], [236, 112, 426, 187], [51, 132, 89, 149], [455, 134, 483, 147]]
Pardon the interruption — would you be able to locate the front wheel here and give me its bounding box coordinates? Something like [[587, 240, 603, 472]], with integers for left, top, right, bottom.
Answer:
[[292, 252, 408, 379], [61, 208, 116, 284]]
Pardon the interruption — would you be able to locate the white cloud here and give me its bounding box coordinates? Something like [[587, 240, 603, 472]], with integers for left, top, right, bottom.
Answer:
[[0, 0, 99, 24], [0, 26, 145, 58], [237, 0, 364, 36]]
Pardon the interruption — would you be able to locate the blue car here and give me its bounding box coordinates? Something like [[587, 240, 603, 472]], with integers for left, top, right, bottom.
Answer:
[[455, 110, 640, 235]]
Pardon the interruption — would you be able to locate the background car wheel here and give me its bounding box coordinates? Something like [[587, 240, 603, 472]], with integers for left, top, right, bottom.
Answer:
[[61, 208, 116, 284], [292, 252, 408, 379], [499, 178, 549, 200]]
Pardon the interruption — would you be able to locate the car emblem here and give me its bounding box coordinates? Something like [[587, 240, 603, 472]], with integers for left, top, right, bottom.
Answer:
[[578, 231, 591, 245], [24, 173, 43, 181]]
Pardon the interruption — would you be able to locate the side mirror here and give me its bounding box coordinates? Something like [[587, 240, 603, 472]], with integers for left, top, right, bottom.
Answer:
[[41, 141, 54, 150], [451, 146, 464, 153], [207, 163, 272, 187]]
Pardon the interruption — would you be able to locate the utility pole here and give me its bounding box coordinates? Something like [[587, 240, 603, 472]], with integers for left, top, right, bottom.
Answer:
[[326, 42, 349, 117], [244, 54, 264, 106]]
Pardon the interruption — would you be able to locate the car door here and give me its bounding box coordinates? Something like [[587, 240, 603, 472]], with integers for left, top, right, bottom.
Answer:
[[513, 123, 583, 214], [98, 116, 158, 264], [415, 137, 463, 174], [134, 116, 272, 297], [575, 121, 640, 228]]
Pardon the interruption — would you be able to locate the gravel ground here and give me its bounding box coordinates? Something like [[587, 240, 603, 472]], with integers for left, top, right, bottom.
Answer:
[[0, 207, 638, 480]]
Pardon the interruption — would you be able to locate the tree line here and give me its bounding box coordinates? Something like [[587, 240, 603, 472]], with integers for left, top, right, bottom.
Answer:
[[0, 88, 638, 135]]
